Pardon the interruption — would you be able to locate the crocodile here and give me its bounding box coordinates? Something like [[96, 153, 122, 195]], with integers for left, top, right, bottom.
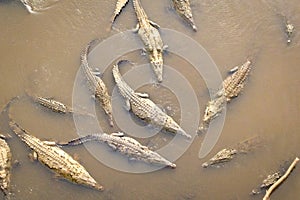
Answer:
[[111, 0, 130, 24], [199, 60, 251, 132], [172, 0, 197, 31], [81, 40, 114, 126], [202, 136, 261, 168], [112, 60, 191, 139], [0, 135, 11, 197], [58, 132, 176, 168], [25, 91, 95, 118], [251, 160, 293, 195], [285, 21, 294, 44], [133, 0, 167, 82], [8, 116, 103, 191]]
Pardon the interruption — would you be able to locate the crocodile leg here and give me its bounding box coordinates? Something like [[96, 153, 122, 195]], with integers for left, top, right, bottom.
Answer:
[[149, 20, 160, 29]]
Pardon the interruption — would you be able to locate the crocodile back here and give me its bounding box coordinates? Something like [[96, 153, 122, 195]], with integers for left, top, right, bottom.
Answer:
[[223, 60, 251, 100], [0, 138, 11, 195], [9, 119, 103, 191], [172, 0, 197, 31], [112, 63, 136, 100]]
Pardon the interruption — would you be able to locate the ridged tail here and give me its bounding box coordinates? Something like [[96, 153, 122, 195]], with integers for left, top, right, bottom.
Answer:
[[57, 134, 100, 147], [112, 60, 135, 99]]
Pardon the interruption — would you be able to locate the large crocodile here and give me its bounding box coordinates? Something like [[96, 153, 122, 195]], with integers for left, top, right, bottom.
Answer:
[[26, 91, 94, 118], [199, 60, 251, 132], [202, 135, 262, 168], [81, 40, 114, 126], [0, 135, 11, 197], [133, 0, 167, 82], [172, 0, 197, 31], [112, 60, 191, 139], [8, 115, 103, 191], [58, 132, 176, 168]]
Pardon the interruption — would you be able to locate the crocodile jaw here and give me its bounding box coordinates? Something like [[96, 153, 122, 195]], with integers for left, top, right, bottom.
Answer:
[[150, 51, 163, 82], [148, 151, 176, 168], [203, 105, 217, 123], [177, 127, 192, 139]]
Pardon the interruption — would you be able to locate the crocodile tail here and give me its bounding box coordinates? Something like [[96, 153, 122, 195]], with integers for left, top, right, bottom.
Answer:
[[3, 96, 20, 118], [57, 134, 99, 147], [80, 39, 100, 65], [110, 0, 130, 24]]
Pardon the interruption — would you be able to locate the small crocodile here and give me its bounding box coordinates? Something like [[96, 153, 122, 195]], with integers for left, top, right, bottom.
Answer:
[[8, 115, 103, 191], [202, 136, 261, 168], [81, 40, 114, 126], [133, 0, 167, 82], [113, 60, 191, 139], [199, 60, 251, 132], [0, 135, 11, 197], [172, 0, 197, 31], [58, 132, 176, 168], [25, 91, 94, 118], [111, 0, 130, 24], [251, 160, 293, 195], [285, 21, 294, 44]]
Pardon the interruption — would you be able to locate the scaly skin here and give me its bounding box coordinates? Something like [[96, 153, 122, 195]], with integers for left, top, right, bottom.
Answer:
[[113, 61, 191, 139], [133, 0, 166, 82], [58, 133, 176, 168], [199, 60, 251, 131], [172, 0, 197, 31], [0, 136, 11, 196], [81, 41, 114, 126], [111, 0, 130, 24], [26, 91, 95, 118], [221, 60, 251, 101], [26, 91, 70, 114], [202, 148, 237, 168], [202, 136, 262, 168], [252, 161, 290, 195], [8, 117, 103, 191]]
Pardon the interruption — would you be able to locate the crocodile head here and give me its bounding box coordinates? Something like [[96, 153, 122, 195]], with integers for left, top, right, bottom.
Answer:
[[203, 102, 219, 123], [149, 50, 163, 82], [147, 151, 176, 168]]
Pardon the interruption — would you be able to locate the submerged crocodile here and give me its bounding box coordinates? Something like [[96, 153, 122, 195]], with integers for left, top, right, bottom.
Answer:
[[0, 135, 11, 197], [133, 0, 167, 82], [58, 132, 176, 168], [111, 0, 130, 24], [26, 91, 94, 118], [285, 21, 294, 44], [199, 60, 251, 132], [113, 60, 191, 139], [172, 0, 197, 31], [202, 135, 261, 168], [81, 41, 114, 126], [251, 160, 294, 195], [8, 116, 103, 191]]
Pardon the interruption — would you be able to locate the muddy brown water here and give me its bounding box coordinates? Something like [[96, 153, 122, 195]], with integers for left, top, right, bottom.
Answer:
[[0, 0, 300, 199]]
